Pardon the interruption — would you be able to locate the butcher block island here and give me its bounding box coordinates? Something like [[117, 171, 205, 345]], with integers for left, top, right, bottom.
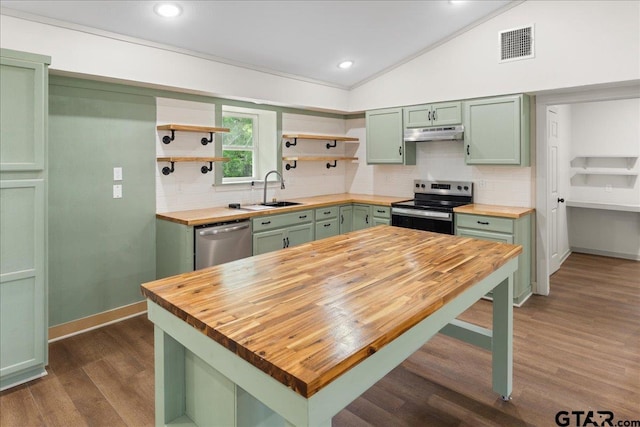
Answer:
[[141, 225, 522, 427]]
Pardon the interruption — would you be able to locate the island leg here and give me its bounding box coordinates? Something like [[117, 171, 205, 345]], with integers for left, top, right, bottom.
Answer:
[[491, 275, 513, 401]]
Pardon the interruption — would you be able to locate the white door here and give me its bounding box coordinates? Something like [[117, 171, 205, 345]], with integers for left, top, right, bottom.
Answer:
[[547, 107, 569, 274]]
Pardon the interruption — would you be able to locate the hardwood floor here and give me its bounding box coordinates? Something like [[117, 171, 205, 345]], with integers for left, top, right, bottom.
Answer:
[[2, 253, 638, 426]]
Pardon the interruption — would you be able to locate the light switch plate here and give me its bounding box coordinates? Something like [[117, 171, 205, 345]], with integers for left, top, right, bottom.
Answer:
[[113, 184, 123, 198], [113, 167, 123, 181]]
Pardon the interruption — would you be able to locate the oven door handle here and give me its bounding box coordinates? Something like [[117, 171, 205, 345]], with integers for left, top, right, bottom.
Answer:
[[391, 207, 452, 221]]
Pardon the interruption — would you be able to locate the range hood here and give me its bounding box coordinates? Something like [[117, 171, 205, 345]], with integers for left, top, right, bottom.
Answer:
[[404, 125, 464, 142]]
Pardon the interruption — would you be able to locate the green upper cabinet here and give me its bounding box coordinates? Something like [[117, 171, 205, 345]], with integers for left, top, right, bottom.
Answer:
[[366, 107, 415, 165], [0, 50, 48, 172], [463, 94, 531, 166], [404, 102, 462, 128]]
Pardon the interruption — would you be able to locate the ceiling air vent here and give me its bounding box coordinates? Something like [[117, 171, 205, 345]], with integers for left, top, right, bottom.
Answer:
[[499, 25, 534, 63]]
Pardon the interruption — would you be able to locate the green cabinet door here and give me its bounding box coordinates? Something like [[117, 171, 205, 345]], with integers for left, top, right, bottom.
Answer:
[[339, 205, 353, 234], [0, 49, 50, 390], [464, 94, 530, 166], [352, 204, 371, 231], [404, 102, 462, 128], [371, 206, 391, 226], [366, 108, 415, 165], [287, 223, 314, 247], [156, 219, 194, 279], [253, 228, 287, 255]]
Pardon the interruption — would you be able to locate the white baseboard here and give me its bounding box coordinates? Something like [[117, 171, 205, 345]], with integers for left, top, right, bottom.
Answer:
[[570, 247, 640, 261]]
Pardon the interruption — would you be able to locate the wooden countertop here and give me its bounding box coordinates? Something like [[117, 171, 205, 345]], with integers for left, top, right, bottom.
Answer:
[[140, 225, 522, 398], [453, 204, 535, 219], [156, 193, 409, 226]]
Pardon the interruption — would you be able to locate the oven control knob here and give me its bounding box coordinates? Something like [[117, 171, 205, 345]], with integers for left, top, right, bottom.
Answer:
[[421, 184, 426, 188], [415, 183, 420, 188], [464, 186, 469, 191], [457, 185, 462, 190]]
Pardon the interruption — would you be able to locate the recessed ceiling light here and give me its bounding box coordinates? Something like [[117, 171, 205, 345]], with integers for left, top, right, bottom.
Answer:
[[154, 3, 182, 18], [449, 0, 465, 4], [338, 60, 354, 70]]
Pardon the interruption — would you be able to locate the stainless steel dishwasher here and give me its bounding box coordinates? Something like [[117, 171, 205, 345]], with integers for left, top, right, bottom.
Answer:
[[195, 220, 252, 269]]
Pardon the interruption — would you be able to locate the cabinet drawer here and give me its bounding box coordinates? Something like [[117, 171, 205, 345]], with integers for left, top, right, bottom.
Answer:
[[315, 218, 339, 240], [371, 206, 390, 219], [315, 206, 338, 220], [252, 209, 314, 232], [456, 214, 513, 233]]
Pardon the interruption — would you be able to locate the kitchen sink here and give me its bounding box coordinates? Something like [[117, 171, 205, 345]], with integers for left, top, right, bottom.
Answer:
[[240, 201, 302, 211], [261, 201, 302, 207]]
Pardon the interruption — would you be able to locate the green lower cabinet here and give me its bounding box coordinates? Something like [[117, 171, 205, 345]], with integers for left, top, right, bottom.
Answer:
[[352, 204, 372, 231], [252, 210, 314, 255], [371, 206, 391, 226], [315, 219, 339, 240], [339, 205, 353, 233], [156, 219, 194, 279], [455, 213, 532, 305]]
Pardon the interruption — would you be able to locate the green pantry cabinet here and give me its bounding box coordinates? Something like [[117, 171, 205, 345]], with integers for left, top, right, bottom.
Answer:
[[455, 212, 533, 305], [0, 49, 50, 390]]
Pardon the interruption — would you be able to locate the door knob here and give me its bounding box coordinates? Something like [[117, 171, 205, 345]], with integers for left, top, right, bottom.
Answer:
[[558, 198, 565, 203]]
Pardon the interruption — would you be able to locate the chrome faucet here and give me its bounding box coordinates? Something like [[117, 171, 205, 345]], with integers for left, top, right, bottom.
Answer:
[[263, 169, 285, 204]]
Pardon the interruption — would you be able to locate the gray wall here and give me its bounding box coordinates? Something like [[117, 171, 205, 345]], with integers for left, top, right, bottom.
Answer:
[[48, 77, 156, 326]]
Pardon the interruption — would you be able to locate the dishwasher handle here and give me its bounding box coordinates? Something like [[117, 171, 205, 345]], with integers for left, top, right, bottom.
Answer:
[[198, 222, 249, 236]]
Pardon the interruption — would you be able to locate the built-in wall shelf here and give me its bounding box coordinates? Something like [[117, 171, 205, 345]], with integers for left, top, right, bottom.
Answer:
[[567, 200, 640, 213], [157, 124, 230, 145], [282, 156, 358, 170], [570, 155, 638, 185], [157, 157, 229, 175], [282, 133, 359, 149]]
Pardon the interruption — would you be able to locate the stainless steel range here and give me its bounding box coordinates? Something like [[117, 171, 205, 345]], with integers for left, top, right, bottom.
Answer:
[[391, 180, 473, 234]]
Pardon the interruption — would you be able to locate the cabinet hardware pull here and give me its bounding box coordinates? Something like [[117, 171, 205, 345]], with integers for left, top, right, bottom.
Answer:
[[341, 215, 344, 224], [324, 223, 330, 228], [467, 145, 470, 155], [283, 238, 286, 248], [299, 215, 307, 219], [324, 211, 331, 215], [377, 209, 384, 213], [286, 237, 290, 247], [433, 110, 437, 121], [262, 221, 271, 225], [477, 221, 490, 225], [366, 214, 369, 224], [399, 146, 402, 156], [428, 111, 431, 121]]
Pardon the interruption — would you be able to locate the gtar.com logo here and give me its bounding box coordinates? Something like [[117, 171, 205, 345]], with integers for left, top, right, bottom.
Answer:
[[555, 411, 614, 427]]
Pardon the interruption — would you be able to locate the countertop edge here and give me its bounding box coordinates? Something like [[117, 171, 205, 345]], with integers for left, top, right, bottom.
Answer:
[[453, 204, 535, 219]]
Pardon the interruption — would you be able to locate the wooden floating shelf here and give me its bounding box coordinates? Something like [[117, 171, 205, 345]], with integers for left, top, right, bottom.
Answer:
[[157, 124, 230, 133], [282, 133, 359, 142]]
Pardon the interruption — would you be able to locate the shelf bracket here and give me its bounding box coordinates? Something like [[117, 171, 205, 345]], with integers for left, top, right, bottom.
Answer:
[[201, 132, 214, 145], [201, 162, 214, 174], [161, 161, 175, 175], [326, 160, 338, 169], [285, 160, 297, 171], [326, 140, 337, 149], [285, 138, 298, 148], [162, 130, 175, 144]]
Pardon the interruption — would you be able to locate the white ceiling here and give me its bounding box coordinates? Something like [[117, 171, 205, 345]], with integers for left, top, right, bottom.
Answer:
[[0, 0, 516, 88]]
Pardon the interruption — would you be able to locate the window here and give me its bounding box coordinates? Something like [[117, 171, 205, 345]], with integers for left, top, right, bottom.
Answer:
[[218, 106, 278, 186], [222, 112, 258, 182]]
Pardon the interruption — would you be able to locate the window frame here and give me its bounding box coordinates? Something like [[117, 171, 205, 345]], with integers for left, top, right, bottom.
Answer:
[[221, 111, 259, 184]]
